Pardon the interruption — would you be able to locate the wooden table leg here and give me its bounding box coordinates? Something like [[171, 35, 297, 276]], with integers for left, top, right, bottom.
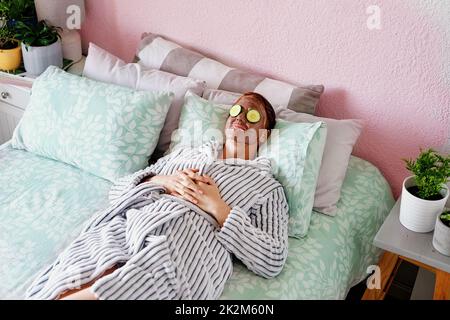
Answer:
[[362, 251, 402, 300], [434, 270, 450, 300]]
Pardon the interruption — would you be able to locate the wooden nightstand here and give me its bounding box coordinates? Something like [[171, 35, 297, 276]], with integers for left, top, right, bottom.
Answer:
[[0, 58, 86, 144], [363, 200, 450, 300]]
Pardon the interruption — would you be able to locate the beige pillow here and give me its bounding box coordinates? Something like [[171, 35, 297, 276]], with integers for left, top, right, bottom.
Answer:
[[276, 109, 364, 216]]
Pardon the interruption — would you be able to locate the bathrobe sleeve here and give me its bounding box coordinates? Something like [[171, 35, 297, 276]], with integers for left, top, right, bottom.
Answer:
[[216, 186, 289, 278], [108, 148, 182, 202]]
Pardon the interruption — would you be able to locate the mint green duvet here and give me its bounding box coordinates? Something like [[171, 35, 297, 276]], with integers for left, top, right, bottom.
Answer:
[[0, 143, 394, 299]]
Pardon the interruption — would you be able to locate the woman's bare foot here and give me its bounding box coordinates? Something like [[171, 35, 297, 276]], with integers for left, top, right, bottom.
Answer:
[[61, 287, 97, 300]]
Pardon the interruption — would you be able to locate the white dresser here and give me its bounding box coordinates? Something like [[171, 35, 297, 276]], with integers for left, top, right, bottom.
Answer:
[[0, 75, 32, 144]]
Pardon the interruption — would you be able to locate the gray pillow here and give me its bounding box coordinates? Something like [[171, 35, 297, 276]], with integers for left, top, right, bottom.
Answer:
[[204, 89, 364, 216], [276, 109, 364, 216]]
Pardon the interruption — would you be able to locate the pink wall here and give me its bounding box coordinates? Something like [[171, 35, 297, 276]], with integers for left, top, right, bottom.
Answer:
[[81, 0, 450, 197]]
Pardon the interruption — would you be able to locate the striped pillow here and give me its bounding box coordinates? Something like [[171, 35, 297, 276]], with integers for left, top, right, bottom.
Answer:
[[135, 32, 324, 114]]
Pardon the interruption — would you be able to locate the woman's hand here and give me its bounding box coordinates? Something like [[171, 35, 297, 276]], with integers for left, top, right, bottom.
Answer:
[[142, 169, 209, 203], [185, 175, 231, 227], [143, 170, 231, 226]]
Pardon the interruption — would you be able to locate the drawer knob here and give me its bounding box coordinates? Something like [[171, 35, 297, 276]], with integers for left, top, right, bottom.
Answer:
[[1, 92, 9, 99]]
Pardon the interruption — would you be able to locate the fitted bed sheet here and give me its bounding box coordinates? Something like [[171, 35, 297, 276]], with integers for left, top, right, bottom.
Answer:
[[0, 143, 394, 299]]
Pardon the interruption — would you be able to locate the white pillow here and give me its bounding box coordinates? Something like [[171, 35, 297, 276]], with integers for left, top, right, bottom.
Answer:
[[202, 88, 241, 104], [276, 109, 364, 216], [83, 43, 206, 158]]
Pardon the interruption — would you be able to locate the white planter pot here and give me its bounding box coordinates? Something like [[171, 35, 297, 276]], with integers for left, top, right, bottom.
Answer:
[[399, 176, 449, 233], [432, 210, 450, 256], [21, 40, 63, 76]]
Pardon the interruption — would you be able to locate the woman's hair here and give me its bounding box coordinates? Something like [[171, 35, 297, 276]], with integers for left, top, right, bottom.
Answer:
[[238, 92, 276, 130]]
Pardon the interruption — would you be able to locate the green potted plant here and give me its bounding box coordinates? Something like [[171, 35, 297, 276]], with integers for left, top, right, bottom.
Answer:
[[399, 149, 450, 233], [433, 209, 450, 256], [0, 0, 36, 27], [0, 0, 11, 22], [15, 20, 62, 76], [0, 25, 21, 71]]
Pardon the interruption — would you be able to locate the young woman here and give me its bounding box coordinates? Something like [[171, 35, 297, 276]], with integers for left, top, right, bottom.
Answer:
[[26, 92, 289, 300]]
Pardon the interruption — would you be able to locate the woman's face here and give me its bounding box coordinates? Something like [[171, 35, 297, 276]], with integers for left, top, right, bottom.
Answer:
[[224, 95, 269, 145]]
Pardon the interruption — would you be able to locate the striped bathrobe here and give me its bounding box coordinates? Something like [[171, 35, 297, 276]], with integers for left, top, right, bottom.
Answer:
[[26, 141, 289, 300]]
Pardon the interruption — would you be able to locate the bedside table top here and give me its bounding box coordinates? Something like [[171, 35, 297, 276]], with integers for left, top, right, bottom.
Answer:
[[0, 72, 34, 88], [374, 199, 450, 273], [0, 56, 86, 87]]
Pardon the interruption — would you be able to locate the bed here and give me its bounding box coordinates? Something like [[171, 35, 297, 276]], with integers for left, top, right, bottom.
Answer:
[[0, 141, 394, 300]]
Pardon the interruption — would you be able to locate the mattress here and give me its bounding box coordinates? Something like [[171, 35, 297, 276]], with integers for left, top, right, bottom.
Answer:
[[0, 143, 394, 299]]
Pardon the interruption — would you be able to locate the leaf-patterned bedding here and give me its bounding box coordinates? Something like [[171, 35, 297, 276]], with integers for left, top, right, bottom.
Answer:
[[0, 143, 394, 299], [0, 143, 112, 299]]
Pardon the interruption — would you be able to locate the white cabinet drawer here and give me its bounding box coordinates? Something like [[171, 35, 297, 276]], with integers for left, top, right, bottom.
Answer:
[[0, 101, 24, 145], [0, 83, 31, 110]]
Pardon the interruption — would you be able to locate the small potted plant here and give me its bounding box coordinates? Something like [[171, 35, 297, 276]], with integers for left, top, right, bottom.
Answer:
[[15, 20, 62, 76], [0, 25, 21, 72], [399, 149, 450, 233], [0, 0, 36, 28], [433, 209, 450, 256]]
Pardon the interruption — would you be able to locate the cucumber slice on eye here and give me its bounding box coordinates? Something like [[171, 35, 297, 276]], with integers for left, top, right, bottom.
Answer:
[[229, 104, 242, 117], [246, 109, 261, 123]]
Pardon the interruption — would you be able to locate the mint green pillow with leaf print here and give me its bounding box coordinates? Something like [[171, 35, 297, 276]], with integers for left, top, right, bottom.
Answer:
[[11, 66, 174, 181], [169, 91, 230, 152], [259, 119, 327, 238], [172, 92, 327, 238]]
